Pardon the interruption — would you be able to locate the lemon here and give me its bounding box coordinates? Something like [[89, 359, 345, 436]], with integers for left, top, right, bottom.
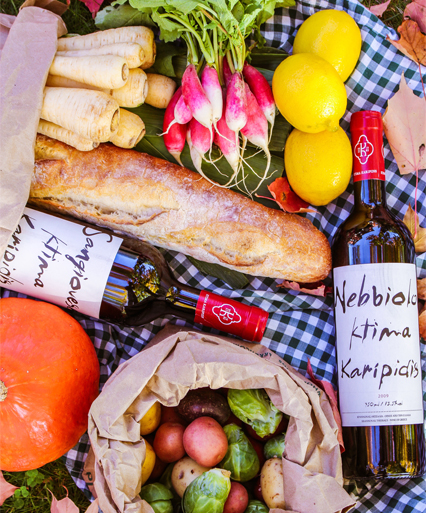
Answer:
[[284, 127, 352, 206], [293, 9, 362, 82], [141, 439, 156, 485], [139, 401, 162, 435], [272, 53, 347, 134]]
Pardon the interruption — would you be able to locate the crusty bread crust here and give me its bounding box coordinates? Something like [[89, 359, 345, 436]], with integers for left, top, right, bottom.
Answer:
[[30, 135, 331, 282]]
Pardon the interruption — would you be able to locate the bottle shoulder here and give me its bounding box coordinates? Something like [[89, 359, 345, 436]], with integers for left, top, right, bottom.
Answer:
[[332, 206, 415, 266]]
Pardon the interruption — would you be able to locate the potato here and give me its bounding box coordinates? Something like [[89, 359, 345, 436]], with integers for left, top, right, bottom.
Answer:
[[183, 416, 228, 467], [177, 388, 231, 425], [223, 481, 249, 513], [171, 456, 210, 497], [153, 422, 186, 463], [260, 457, 285, 509]]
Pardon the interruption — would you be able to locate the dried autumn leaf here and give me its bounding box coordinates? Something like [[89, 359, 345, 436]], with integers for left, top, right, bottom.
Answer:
[[50, 492, 79, 513], [404, 0, 426, 33], [0, 471, 18, 506], [256, 177, 315, 213], [382, 74, 426, 175], [387, 19, 426, 65], [403, 204, 426, 252], [369, 0, 391, 17], [418, 277, 426, 299], [277, 280, 331, 297]]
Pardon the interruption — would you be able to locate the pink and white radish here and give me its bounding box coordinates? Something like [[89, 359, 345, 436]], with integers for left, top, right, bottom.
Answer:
[[214, 92, 240, 181], [181, 64, 213, 129], [225, 71, 247, 132], [222, 55, 233, 87], [174, 94, 193, 124], [201, 65, 223, 128], [187, 117, 212, 175], [242, 62, 276, 130], [163, 87, 187, 165], [241, 83, 271, 192]]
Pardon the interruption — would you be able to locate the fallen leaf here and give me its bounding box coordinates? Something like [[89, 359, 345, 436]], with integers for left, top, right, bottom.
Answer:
[[277, 280, 331, 297], [49, 488, 79, 513], [418, 277, 426, 299], [85, 499, 99, 512], [369, 0, 391, 17], [382, 74, 426, 175], [256, 177, 315, 213], [402, 204, 426, 252], [419, 304, 426, 339], [0, 471, 18, 506], [404, 0, 426, 33], [387, 19, 426, 66], [306, 360, 344, 452], [79, 0, 104, 17]]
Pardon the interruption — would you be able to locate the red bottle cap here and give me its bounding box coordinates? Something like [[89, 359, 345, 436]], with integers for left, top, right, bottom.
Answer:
[[350, 110, 385, 182], [194, 290, 269, 342]]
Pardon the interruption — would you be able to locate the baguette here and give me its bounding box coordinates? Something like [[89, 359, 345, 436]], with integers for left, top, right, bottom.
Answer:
[[30, 135, 331, 283]]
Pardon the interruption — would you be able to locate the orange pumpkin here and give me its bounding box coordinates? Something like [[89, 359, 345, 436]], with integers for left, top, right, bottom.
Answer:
[[0, 298, 100, 471]]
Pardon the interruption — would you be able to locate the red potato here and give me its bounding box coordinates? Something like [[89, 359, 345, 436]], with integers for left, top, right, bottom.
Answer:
[[161, 406, 187, 426], [247, 436, 266, 471], [153, 422, 186, 463], [148, 455, 168, 482], [253, 476, 263, 501], [183, 416, 228, 467], [223, 482, 249, 513]]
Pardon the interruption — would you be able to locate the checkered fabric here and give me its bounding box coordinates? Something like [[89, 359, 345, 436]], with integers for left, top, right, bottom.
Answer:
[[1, 0, 425, 510]]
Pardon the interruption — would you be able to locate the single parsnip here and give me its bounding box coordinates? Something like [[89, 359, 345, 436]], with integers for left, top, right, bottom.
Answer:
[[49, 55, 129, 90], [145, 73, 177, 109], [41, 87, 120, 143], [37, 120, 99, 152], [45, 74, 111, 94], [110, 108, 146, 149], [56, 42, 145, 69], [57, 26, 156, 69], [110, 68, 148, 108]]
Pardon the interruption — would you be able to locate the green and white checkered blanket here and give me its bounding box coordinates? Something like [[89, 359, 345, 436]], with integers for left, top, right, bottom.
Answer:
[[2, 0, 425, 510]]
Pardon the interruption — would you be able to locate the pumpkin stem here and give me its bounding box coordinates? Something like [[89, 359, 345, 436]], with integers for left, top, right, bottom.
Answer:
[[0, 380, 7, 402]]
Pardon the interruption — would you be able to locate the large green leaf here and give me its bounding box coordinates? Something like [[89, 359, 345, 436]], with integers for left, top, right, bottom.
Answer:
[[187, 257, 250, 289], [95, 4, 155, 29]]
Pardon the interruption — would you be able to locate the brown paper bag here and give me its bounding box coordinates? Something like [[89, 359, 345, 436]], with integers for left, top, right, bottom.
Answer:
[[88, 324, 355, 513], [0, 3, 66, 257]]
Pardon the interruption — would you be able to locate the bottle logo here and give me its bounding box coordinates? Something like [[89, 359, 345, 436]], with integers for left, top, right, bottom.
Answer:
[[354, 135, 374, 164], [212, 303, 242, 325]]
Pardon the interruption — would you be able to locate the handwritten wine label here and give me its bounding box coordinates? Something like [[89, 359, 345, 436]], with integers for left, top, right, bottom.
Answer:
[[333, 263, 424, 427], [0, 208, 122, 318]]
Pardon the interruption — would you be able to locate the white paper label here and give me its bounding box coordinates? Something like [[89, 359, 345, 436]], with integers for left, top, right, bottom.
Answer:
[[0, 208, 122, 318], [333, 262, 424, 427]]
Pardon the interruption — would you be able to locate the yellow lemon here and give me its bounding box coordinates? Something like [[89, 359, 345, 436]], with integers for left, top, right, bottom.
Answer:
[[141, 439, 156, 485], [139, 401, 162, 435], [284, 127, 352, 206], [272, 53, 347, 133], [293, 9, 362, 82]]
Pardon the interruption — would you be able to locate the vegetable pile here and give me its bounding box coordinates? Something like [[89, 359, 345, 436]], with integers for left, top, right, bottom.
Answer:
[[40, 26, 177, 151], [138, 387, 289, 512]]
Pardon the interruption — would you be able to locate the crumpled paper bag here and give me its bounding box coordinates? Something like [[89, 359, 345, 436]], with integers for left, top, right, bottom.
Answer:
[[0, 1, 66, 257], [88, 324, 356, 513]]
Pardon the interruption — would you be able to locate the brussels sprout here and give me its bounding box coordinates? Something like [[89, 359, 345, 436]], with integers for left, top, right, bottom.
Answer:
[[140, 483, 174, 513], [219, 424, 260, 482], [244, 499, 269, 512], [182, 468, 231, 513], [227, 389, 283, 438], [263, 434, 286, 460]]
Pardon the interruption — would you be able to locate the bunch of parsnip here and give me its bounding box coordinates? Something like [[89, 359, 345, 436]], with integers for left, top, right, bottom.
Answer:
[[39, 26, 177, 151]]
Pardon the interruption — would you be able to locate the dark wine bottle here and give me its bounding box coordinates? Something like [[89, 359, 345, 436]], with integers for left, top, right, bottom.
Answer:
[[1, 207, 268, 342], [332, 110, 426, 479]]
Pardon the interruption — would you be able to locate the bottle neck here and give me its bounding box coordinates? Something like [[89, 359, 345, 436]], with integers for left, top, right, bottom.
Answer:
[[354, 178, 387, 209]]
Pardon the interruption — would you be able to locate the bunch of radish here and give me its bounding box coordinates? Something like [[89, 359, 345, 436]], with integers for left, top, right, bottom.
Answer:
[[163, 56, 276, 195], [154, 0, 277, 197], [39, 26, 177, 151]]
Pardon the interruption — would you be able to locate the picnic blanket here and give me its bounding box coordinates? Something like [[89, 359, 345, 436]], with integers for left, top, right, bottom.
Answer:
[[2, 0, 425, 511]]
